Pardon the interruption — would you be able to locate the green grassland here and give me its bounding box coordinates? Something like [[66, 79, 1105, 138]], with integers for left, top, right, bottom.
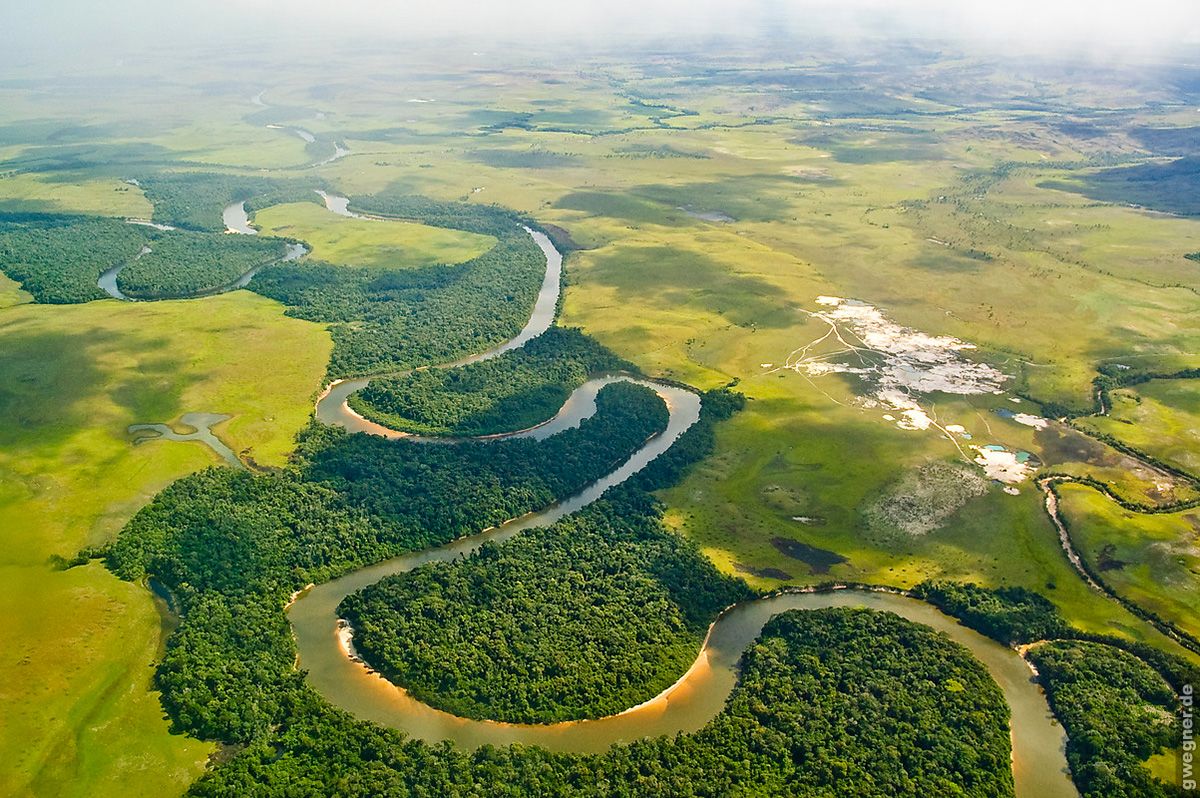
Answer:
[[0, 292, 330, 798], [0, 173, 152, 218], [0, 272, 32, 309], [1058, 483, 1200, 641], [1078, 378, 1200, 477], [252, 201, 495, 268]]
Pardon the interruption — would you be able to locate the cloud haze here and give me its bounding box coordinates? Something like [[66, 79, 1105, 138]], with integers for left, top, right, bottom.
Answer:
[[2, 0, 1197, 70]]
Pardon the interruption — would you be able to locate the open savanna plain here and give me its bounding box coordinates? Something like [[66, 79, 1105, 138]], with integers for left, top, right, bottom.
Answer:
[[1, 40, 1198, 796], [0, 279, 331, 796], [252, 202, 495, 268]]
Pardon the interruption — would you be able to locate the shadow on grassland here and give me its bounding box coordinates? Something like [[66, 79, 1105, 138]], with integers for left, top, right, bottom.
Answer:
[[580, 244, 797, 330], [1041, 156, 1200, 217]]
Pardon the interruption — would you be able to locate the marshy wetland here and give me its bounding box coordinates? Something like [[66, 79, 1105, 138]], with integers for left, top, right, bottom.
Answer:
[[1, 22, 1198, 798]]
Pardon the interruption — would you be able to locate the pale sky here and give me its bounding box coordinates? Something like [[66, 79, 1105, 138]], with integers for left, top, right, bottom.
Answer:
[[2, 0, 1198, 68]]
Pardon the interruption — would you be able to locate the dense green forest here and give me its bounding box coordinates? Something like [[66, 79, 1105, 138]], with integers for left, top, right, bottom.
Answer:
[[116, 230, 291, 298], [301, 383, 668, 547], [915, 580, 1200, 689], [912, 581, 1070, 644], [351, 327, 630, 436], [137, 172, 323, 231], [1028, 641, 1185, 798], [340, 488, 752, 723], [251, 192, 547, 378], [188, 609, 1014, 798], [107, 383, 668, 742], [0, 212, 149, 302], [349, 192, 532, 237], [0, 209, 298, 302], [917, 580, 1198, 797], [0, 185, 551, 383]]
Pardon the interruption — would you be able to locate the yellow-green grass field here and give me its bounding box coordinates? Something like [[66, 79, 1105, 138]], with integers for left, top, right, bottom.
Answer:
[[0, 273, 32, 310], [1041, 421, 1200, 509], [157, 123, 314, 171], [1058, 483, 1200, 641], [1078, 379, 1200, 478], [0, 173, 152, 218], [252, 201, 495, 268], [0, 291, 330, 798], [547, 202, 1196, 646]]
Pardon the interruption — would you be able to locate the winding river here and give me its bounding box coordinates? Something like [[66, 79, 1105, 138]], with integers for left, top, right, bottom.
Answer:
[[290, 202, 1076, 798], [98, 206, 305, 301], [85, 186, 1076, 796], [222, 201, 258, 235], [314, 192, 562, 431]]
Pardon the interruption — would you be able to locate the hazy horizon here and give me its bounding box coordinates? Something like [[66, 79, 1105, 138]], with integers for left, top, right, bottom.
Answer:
[[3, 0, 1198, 74]]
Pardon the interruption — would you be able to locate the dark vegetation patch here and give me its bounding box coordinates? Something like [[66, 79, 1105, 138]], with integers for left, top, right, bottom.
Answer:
[[1132, 126, 1200, 157], [1096, 543, 1128, 571], [734, 562, 794, 580], [770, 537, 847, 574], [563, 176, 812, 226], [462, 108, 535, 131], [0, 142, 176, 173], [612, 143, 709, 159], [116, 231, 290, 299], [0, 198, 58, 215], [340, 488, 752, 723], [794, 129, 942, 164], [0, 120, 124, 146], [555, 190, 683, 226], [912, 581, 1069, 644], [1035, 424, 1119, 466], [251, 191, 545, 379], [911, 249, 990, 273], [538, 222, 583, 252], [466, 148, 583, 169], [1050, 119, 1111, 140], [352, 327, 629, 437], [1028, 641, 1184, 798], [300, 136, 342, 164], [1186, 252, 1199, 263], [528, 108, 618, 128], [0, 212, 149, 302], [1041, 156, 1200, 217], [138, 172, 324, 232], [692, 67, 933, 115], [634, 176, 797, 223], [582, 244, 792, 331], [0, 325, 111, 448]]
